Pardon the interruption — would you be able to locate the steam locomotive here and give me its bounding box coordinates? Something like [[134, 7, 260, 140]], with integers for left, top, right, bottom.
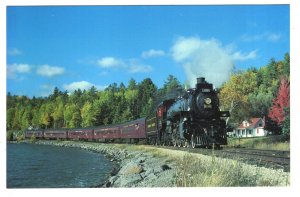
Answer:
[[147, 77, 229, 148], [25, 77, 229, 148]]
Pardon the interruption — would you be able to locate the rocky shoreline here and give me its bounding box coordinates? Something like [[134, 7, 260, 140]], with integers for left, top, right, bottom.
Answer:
[[20, 140, 177, 187]]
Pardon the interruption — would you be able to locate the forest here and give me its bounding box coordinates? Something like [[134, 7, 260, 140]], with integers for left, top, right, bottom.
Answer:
[[6, 53, 290, 138]]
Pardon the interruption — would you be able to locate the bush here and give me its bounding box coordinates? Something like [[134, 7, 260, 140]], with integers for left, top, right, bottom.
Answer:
[[7, 131, 14, 141], [29, 133, 36, 143]]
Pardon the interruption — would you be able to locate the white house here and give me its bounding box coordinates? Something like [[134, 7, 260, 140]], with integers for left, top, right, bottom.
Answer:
[[230, 118, 267, 138]]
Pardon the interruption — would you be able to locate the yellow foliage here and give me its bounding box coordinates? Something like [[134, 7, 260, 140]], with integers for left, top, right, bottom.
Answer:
[[219, 71, 257, 110]]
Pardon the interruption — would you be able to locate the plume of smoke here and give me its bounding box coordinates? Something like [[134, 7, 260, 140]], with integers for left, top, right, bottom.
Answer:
[[171, 36, 234, 88]]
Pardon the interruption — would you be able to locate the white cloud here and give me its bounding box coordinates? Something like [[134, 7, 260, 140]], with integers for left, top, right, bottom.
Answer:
[[231, 50, 257, 61], [129, 64, 153, 73], [142, 49, 165, 58], [7, 63, 31, 79], [97, 56, 152, 74], [241, 32, 281, 42], [267, 33, 281, 42], [97, 57, 125, 68], [171, 36, 234, 88], [9, 63, 31, 73], [36, 65, 65, 77], [8, 48, 22, 56], [63, 81, 107, 93]]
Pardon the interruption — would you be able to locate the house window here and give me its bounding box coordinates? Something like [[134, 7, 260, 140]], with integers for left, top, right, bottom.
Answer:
[[257, 129, 259, 134], [248, 130, 252, 135]]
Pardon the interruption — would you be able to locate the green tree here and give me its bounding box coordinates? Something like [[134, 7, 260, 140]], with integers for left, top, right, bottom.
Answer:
[[248, 92, 273, 118], [282, 107, 290, 137], [6, 108, 15, 130], [53, 96, 65, 128], [128, 78, 137, 90], [81, 101, 94, 127], [64, 103, 81, 128], [12, 107, 21, 130], [137, 78, 157, 117], [21, 108, 32, 130]]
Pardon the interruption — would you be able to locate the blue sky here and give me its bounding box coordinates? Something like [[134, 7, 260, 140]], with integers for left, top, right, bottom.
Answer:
[[6, 5, 290, 97]]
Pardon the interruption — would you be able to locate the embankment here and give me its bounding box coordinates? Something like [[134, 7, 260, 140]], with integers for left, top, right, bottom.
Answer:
[[20, 140, 290, 187]]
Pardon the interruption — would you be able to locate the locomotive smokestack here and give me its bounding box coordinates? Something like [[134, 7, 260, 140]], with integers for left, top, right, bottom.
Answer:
[[196, 77, 211, 89], [197, 77, 205, 84]]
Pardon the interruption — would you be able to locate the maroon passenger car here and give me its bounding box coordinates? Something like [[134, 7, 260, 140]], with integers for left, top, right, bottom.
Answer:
[[44, 129, 68, 140], [119, 118, 146, 139], [68, 128, 94, 140], [25, 130, 44, 139], [94, 125, 120, 140]]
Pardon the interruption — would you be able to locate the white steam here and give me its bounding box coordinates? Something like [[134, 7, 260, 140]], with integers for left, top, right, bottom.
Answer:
[[171, 36, 234, 88]]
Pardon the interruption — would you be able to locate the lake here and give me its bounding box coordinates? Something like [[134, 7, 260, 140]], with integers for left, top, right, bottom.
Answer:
[[7, 142, 116, 188]]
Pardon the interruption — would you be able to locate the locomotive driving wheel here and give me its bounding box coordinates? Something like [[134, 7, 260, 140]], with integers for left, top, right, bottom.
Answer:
[[191, 134, 196, 148], [171, 124, 179, 147], [184, 140, 189, 148]]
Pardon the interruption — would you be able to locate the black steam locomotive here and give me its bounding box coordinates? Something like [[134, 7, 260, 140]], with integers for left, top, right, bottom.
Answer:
[[148, 77, 229, 148]]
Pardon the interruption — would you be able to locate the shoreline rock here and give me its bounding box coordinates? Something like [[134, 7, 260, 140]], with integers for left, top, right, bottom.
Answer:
[[16, 140, 177, 188]]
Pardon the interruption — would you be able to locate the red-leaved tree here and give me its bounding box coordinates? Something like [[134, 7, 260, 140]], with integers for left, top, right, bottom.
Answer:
[[268, 77, 290, 126]]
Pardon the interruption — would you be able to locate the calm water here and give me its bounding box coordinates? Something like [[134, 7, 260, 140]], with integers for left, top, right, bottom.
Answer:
[[7, 143, 116, 188]]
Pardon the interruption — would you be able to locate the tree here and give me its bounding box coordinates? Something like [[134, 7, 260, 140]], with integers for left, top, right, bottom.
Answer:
[[52, 96, 65, 128], [49, 87, 62, 101], [6, 108, 15, 130], [157, 75, 183, 102], [163, 75, 182, 94], [21, 109, 32, 130], [268, 77, 290, 127], [248, 92, 273, 117], [125, 88, 139, 119], [81, 102, 94, 127], [39, 103, 53, 129], [282, 53, 290, 77], [12, 107, 21, 130], [219, 71, 257, 124], [128, 78, 137, 90], [137, 78, 157, 117], [64, 103, 81, 128], [282, 107, 290, 137]]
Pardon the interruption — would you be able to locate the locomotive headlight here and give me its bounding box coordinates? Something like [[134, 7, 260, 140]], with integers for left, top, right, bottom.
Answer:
[[204, 98, 212, 105]]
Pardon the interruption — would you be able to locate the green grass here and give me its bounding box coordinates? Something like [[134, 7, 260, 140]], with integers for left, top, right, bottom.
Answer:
[[226, 135, 290, 151]]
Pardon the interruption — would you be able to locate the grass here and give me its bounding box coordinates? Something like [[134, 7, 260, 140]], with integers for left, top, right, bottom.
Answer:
[[174, 154, 289, 187], [226, 135, 290, 151], [112, 144, 290, 187]]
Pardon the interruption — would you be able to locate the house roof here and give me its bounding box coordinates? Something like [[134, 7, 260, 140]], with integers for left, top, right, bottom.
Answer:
[[237, 118, 264, 129]]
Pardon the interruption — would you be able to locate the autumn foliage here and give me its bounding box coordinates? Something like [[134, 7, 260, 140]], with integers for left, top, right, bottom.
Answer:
[[268, 77, 290, 126]]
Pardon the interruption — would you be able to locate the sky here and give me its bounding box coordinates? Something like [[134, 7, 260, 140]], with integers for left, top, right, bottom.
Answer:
[[6, 5, 290, 97]]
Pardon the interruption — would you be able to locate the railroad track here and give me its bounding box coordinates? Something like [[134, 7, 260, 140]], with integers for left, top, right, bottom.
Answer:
[[152, 145, 290, 172], [219, 148, 290, 171]]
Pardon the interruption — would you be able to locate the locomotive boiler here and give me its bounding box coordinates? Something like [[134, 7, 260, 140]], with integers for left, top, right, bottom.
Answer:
[[155, 77, 229, 148]]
